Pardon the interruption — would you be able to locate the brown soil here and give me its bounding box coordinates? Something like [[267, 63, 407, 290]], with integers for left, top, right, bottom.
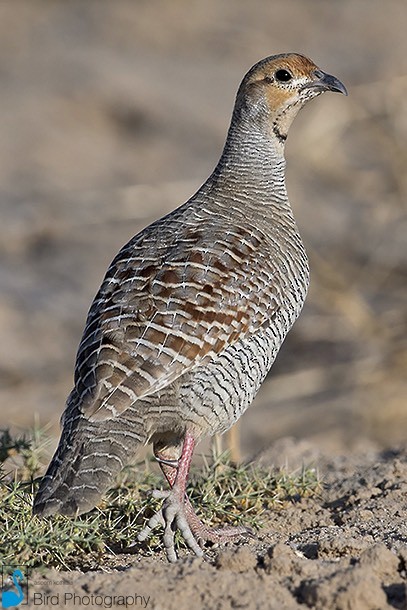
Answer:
[[30, 440, 406, 610]]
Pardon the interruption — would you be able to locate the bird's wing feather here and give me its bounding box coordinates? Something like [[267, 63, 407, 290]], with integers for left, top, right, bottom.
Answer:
[[74, 217, 280, 421]]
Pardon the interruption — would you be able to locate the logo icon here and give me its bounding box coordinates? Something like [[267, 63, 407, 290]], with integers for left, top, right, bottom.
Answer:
[[1, 566, 28, 608]]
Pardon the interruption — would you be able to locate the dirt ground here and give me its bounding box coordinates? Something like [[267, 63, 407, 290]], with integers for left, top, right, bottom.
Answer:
[[0, 1, 406, 608], [29, 439, 407, 610]]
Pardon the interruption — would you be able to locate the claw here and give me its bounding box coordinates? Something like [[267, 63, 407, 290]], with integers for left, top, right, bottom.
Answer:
[[137, 508, 166, 542], [137, 488, 204, 561]]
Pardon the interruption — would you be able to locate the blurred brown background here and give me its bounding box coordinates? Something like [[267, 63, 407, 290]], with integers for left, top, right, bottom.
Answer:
[[1, 0, 406, 458]]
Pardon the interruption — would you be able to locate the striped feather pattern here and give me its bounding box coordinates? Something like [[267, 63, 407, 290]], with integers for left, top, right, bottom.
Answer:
[[76, 216, 282, 422]]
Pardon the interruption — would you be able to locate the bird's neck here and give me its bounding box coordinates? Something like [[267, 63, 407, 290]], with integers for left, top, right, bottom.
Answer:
[[196, 118, 291, 220]]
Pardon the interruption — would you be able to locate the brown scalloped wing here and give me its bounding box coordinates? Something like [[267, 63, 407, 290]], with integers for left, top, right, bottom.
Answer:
[[75, 225, 279, 421]]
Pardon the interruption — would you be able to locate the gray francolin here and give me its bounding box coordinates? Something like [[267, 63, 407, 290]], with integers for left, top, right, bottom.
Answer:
[[33, 53, 347, 561]]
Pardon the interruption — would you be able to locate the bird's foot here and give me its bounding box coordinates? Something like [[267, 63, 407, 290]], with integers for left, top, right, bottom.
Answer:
[[190, 521, 254, 546], [185, 498, 254, 546], [138, 488, 254, 562], [137, 489, 203, 563]]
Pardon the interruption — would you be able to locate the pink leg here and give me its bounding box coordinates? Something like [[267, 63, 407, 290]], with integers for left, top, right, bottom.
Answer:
[[138, 432, 203, 562], [139, 432, 252, 561], [158, 458, 251, 545]]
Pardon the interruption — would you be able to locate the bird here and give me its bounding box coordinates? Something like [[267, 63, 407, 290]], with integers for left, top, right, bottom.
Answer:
[[33, 53, 347, 562], [1, 570, 25, 608]]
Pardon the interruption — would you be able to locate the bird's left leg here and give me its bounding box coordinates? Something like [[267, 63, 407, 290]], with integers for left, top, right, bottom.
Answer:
[[157, 456, 252, 547], [137, 431, 203, 562], [139, 435, 253, 561]]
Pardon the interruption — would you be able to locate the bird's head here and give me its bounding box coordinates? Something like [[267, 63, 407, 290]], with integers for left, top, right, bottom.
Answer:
[[234, 53, 347, 144]]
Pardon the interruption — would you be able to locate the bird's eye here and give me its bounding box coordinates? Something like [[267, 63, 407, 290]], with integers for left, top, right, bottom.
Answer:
[[275, 69, 292, 82]]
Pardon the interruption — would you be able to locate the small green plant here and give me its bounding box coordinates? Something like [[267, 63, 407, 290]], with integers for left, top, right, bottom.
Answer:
[[189, 450, 321, 528], [0, 425, 51, 480], [0, 428, 321, 570]]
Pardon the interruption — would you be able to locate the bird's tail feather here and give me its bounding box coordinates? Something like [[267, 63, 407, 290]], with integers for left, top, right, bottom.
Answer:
[[33, 391, 146, 517]]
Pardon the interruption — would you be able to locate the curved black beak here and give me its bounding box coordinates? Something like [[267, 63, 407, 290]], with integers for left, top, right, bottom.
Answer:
[[302, 69, 348, 96]]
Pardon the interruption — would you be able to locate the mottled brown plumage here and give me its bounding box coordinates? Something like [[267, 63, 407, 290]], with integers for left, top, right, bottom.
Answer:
[[33, 53, 347, 561]]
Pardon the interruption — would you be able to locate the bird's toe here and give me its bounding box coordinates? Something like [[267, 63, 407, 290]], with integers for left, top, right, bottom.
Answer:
[[138, 489, 203, 562]]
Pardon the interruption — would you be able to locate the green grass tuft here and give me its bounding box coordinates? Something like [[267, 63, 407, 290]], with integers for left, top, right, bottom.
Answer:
[[0, 429, 321, 570]]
